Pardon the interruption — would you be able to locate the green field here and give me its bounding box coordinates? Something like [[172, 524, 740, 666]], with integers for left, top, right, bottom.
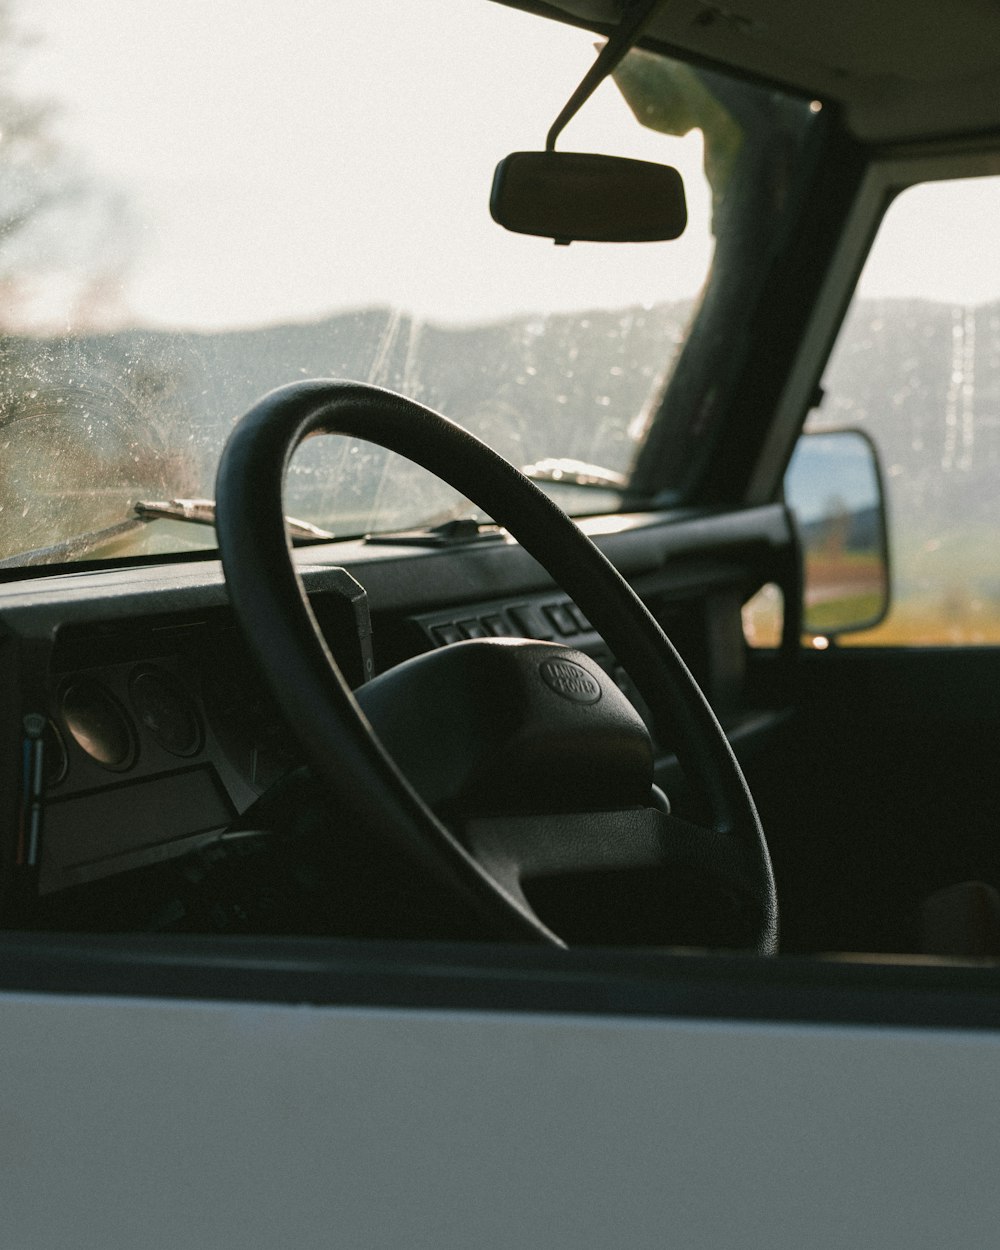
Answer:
[[744, 524, 1000, 648]]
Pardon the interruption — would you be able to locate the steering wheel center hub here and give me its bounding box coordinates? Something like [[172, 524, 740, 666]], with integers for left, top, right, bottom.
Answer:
[[538, 658, 603, 704]]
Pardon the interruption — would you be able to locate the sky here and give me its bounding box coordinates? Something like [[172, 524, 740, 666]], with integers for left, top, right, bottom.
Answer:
[[856, 177, 1000, 307], [18, 0, 714, 331], [14, 0, 1000, 333]]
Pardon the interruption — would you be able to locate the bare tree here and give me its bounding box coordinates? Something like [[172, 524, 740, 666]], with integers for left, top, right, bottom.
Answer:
[[0, 1, 134, 331], [0, 2, 197, 562]]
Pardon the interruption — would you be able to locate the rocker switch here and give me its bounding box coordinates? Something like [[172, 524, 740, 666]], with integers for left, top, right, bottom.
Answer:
[[509, 605, 555, 640]]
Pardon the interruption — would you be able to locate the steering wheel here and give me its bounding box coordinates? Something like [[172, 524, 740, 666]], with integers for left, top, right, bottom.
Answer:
[[215, 380, 777, 953]]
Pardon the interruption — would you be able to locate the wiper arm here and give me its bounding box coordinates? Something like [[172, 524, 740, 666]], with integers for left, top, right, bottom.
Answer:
[[364, 460, 629, 549], [519, 457, 628, 489], [135, 497, 335, 541], [365, 517, 507, 547]]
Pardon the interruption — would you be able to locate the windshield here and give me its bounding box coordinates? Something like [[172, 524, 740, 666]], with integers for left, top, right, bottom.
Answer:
[[0, 0, 817, 565]]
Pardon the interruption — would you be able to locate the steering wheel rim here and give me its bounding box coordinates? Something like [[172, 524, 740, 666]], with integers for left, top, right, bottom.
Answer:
[[215, 380, 777, 953]]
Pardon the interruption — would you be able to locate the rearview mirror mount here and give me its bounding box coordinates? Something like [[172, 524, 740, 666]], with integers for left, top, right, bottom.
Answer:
[[489, 0, 686, 246]]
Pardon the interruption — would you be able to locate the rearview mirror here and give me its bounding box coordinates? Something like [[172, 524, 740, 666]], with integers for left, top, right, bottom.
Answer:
[[784, 429, 890, 638], [490, 151, 687, 244]]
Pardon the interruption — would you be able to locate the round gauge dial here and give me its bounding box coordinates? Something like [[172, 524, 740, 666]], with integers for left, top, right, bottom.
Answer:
[[129, 665, 202, 757], [61, 680, 136, 771]]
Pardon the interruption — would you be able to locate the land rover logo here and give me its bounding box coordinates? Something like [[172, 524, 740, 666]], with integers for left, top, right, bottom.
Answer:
[[539, 658, 602, 705]]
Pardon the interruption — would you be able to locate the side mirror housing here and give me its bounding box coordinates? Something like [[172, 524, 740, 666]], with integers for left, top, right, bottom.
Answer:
[[490, 151, 687, 244], [784, 428, 890, 638]]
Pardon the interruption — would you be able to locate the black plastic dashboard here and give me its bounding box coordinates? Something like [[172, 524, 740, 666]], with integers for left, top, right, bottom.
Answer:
[[0, 504, 796, 912]]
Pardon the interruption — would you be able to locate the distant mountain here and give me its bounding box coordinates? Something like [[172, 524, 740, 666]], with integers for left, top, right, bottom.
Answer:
[[816, 297, 1000, 573], [2, 300, 692, 474], [2, 295, 997, 551], [0, 302, 693, 539]]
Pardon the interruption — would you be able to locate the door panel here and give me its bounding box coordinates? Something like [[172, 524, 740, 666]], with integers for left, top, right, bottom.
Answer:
[[2, 985, 999, 1248], [745, 646, 1000, 954]]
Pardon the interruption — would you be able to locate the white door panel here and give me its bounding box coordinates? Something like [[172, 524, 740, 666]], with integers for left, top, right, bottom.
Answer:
[[1, 993, 995, 1248]]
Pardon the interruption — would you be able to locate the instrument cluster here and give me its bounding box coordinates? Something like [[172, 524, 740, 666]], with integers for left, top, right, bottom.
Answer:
[[38, 628, 292, 895]]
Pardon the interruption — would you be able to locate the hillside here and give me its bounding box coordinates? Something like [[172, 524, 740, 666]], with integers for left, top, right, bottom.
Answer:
[[2, 296, 998, 557]]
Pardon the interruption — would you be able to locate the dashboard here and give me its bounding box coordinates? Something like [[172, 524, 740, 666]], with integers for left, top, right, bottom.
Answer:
[[0, 504, 796, 932]]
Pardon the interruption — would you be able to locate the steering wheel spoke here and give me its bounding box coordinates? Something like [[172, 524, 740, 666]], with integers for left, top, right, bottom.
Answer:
[[464, 808, 738, 880], [464, 808, 762, 938]]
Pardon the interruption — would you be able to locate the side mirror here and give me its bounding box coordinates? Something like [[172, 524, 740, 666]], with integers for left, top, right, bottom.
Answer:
[[490, 151, 687, 244], [784, 428, 890, 638]]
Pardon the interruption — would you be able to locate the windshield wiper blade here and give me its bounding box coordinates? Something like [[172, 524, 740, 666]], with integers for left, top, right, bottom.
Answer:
[[365, 517, 507, 547], [0, 497, 337, 570], [519, 457, 628, 489], [366, 460, 630, 548], [135, 498, 335, 541]]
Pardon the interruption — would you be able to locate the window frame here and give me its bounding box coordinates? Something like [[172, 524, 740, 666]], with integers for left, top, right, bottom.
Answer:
[[746, 142, 1000, 510]]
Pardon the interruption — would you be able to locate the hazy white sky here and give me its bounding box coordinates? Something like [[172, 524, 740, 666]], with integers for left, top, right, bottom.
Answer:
[[19, 0, 714, 330], [857, 178, 1000, 306], [17, 0, 1000, 331]]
